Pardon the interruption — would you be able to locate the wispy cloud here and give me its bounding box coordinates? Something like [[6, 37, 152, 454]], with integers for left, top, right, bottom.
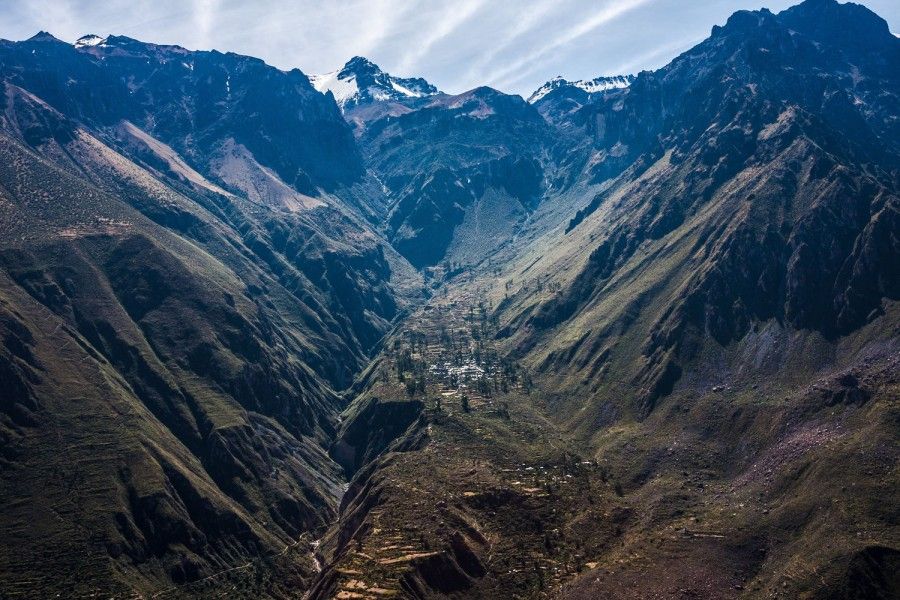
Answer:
[[452, 0, 563, 89], [353, 0, 410, 59], [608, 34, 702, 75], [392, 0, 488, 75], [19, 0, 80, 37], [483, 0, 655, 91], [191, 0, 220, 49]]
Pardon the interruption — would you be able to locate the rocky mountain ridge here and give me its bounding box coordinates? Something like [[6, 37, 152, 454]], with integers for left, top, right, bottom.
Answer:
[[527, 73, 635, 104]]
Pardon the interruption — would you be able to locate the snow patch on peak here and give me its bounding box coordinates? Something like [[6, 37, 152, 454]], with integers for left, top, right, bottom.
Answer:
[[575, 75, 635, 94], [75, 34, 107, 48], [309, 71, 360, 108], [528, 74, 635, 104], [389, 80, 427, 98]]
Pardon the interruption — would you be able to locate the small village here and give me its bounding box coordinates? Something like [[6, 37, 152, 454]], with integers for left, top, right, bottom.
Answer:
[[377, 293, 534, 415]]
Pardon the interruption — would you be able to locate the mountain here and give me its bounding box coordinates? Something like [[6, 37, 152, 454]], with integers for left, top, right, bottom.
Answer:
[[309, 56, 440, 111], [310, 61, 568, 272], [307, 1, 900, 598], [14, 32, 365, 194], [508, 0, 899, 370], [527, 74, 635, 126], [490, 0, 900, 468], [495, 0, 900, 593], [1, 1, 899, 599], [527, 73, 635, 104], [0, 32, 420, 597], [309, 57, 555, 269], [357, 86, 554, 269]]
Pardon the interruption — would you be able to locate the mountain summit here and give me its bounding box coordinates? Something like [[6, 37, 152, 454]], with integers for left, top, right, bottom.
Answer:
[[73, 34, 107, 47], [309, 56, 440, 110], [527, 73, 635, 104]]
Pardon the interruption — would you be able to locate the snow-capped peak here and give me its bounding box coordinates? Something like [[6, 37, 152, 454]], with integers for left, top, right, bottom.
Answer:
[[528, 74, 635, 104], [74, 34, 107, 48], [310, 56, 439, 111]]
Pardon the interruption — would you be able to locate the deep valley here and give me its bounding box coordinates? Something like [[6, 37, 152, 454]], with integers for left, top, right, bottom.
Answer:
[[0, 1, 898, 598]]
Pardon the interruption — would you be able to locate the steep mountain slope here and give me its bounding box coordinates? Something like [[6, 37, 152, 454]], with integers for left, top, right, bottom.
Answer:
[[0, 34, 420, 597], [354, 84, 555, 269], [480, 0, 900, 594], [496, 0, 899, 415], [308, 1, 899, 598]]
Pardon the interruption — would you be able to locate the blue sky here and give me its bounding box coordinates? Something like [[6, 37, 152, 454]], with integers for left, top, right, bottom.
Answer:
[[1, 0, 897, 96]]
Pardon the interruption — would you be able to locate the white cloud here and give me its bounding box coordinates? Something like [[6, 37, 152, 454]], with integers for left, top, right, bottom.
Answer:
[[393, 0, 487, 75], [192, 0, 220, 49], [452, 0, 563, 89], [482, 0, 655, 91]]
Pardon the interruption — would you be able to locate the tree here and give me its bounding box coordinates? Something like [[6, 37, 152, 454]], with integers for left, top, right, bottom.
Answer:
[[498, 401, 510, 420], [461, 394, 471, 413], [522, 369, 534, 393]]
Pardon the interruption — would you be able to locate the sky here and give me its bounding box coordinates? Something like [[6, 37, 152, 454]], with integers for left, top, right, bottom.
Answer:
[[1, 0, 897, 97]]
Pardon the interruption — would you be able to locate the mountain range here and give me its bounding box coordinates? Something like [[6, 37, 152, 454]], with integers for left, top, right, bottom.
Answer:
[[0, 1, 897, 598]]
